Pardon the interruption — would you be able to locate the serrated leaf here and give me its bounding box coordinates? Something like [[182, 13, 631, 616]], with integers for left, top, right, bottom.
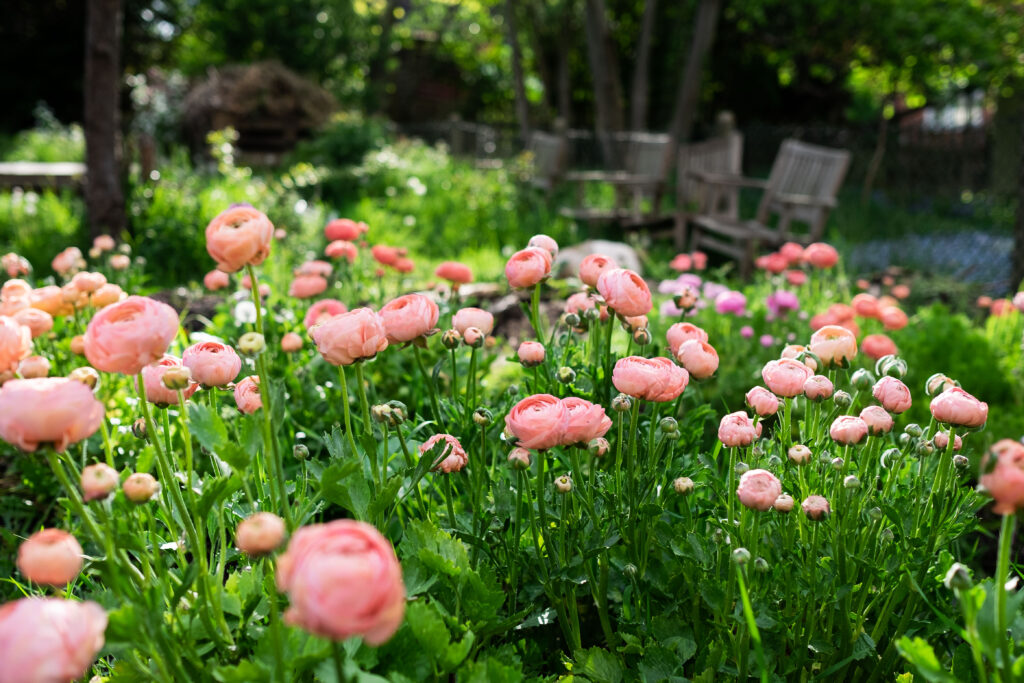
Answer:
[[238, 414, 262, 456], [197, 475, 242, 519], [459, 656, 524, 683], [368, 475, 403, 520], [219, 443, 252, 473], [896, 637, 958, 682], [213, 661, 270, 683], [188, 402, 228, 452], [406, 601, 449, 663], [574, 647, 624, 683], [321, 461, 370, 519]]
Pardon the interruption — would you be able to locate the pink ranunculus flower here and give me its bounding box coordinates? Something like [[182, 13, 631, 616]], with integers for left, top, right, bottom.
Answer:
[[714, 290, 747, 315], [276, 520, 405, 645], [281, 333, 303, 353], [803, 374, 834, 401], [779, 241, 805, 265], [929, 387, 988, 428], [2, 252, 31, 278], [81, 463, 119, 502], [851, 293, 880, 319], [809, 325, 857, 368], [861, 334, 898, 360], [379, 294, 440, 344], [434, 261, 473, 285], [0, 315, 32, 372], [505, 247, 552, 289], [452, 307, 494, 336], [830, 416, 869, 445], [234, 375, 262, 414], [0, 597, 108, 682], [324, 218, 368, 242], [325, 240, 358, 262], [70, 271, 106, 294], [419, 433, 469, 473], [204, 269, 230, 291], [51, 247, 84, 276], [880, 306, 909, 331], [18, 355, 50, 379], [612, 356, 689, 402], [295, 260, 332, 278], [872, 376, 912, 414], [670, 253, 693, 271], [93, 234, 116, 252], [933, 431, 962, 451], [745, 386, 780, 417], [83, 296, 179, 376], [236, 512, 287, 556], [980, 440, 1024, 514], [183, 341, 242, 388], [785, 270, 807, 286], [109, 254, 131, 271], [860, 406, 894, 435], [675, 339, 719, 380], [205, 206, 274, 273], [137, 355, 198, 406], [579, 254, 617, 288], [304, 299, 348, 331], [505, 394, 568, 450], [718, 411, 762, 448], [802, 495, 831, 520], [561, 397, 612, 446], [89, 283, 125, 309], [761, 358, 813, 398], [0, 378, 103, 452], [17, 529, 83, 586], [802, 242, 839, 269], [288, 274, 329, 299], [0, 295, 30, 318], [313, 308, 389, 366], [666, 322, 708, 356], [528, 234, 559, 258], [517, 341, 545, 367], [565, 292, 608, 321], [2, 279, 32, 300], [736, 469, 782, 511], [597, 268, 652, 317]]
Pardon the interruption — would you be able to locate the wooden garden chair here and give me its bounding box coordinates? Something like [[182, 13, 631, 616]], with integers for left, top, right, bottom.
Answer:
[[527, 131, 569, 193], [668, 131, 744, 248], [688, 138, 850, 278]]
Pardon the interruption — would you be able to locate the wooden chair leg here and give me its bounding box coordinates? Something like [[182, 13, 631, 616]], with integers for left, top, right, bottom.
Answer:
[[674, 213, 689, 251]]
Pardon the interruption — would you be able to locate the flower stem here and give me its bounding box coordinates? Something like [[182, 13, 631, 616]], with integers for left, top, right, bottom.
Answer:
[[737, 565, 769, 683], [996, 512, 1016, 679]]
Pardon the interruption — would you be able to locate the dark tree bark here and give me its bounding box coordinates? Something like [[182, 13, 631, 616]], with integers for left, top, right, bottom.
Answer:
[[630, 0, 658, 131], [84, 0, 125, 239], [1012, 100, 1024, 290], [861, 99, 891, 206], [366, 0, 402, 112], [558, 43, 572, 127], [659, 0, 722, 179], [584, 0, 625, 166], [505, 0, 531, 144]]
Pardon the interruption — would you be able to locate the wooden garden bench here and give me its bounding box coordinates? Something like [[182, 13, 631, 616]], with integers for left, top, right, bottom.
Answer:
[[0, 162, 86, 191], [689, 138, 850, 278]]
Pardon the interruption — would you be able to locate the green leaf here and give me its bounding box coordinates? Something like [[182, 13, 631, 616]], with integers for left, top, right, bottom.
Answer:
[[459, 656, 524, 683], [574, 647, 624, 683], [219, 443, 252, 473], [238, 414, 262, 457], [321, 461, 371, 519], [401, 519, 469, 577], [406, 601, 450, 661], [135, 444, 155, 474], [197, 475, 242, 520], [213, 662, 270, 683], [367, 475, 403, 520], [188, 402, 228, 452], [896, 637, 958, 682]]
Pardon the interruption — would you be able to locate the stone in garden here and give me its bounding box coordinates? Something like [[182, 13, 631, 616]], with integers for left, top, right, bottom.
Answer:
[[555, 240, 642, 279]]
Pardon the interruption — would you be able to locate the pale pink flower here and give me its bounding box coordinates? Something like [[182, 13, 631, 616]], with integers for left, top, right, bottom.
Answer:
[[313, 308, 389, 365], [0, 378, 104, 452], [809, 325, 857, 368], [803, 375, 834, 401], [183, 341, 242, 388], [830, 416, 869, 445], [666, 322, 708, 356], [137, 355, 198, 405], [980, 440, 1024, 515], [234, 375, 262, 414], [304, 299, 348, 331], [675, 340, 719, 380], [17, 529, 83, 586], [718, 411, 762, 447], [736, 469, 782, 511], [801, 495, 830, 520], [452, 307, 494, 336], [612, 356, 689, 402], [528, 234, 559, 258], [860, 406, 894, 435], [204, 269, 230, 291], [379, 294, 439, 343], [324, 218, 368, 242], [0, 315, 32, 372], [236, 512, 287, 556], [435, 261, 473, 284], [745, 386, 780, 417], [0, 598, 107, 682], [929, 387, 987, 427], [505, 394, 568, 450], [561, 397, 612, 445], [288, 275, 328, 299], [517, 341, 545, 367], [579, 254, 617, 287], [597, 268, 652, 317], [83, 296, 179, 376], [81, 463, 119, 502], [505, 247, 551, 289], [872, 376, 912, 414], [802, 243, 839, 269], [420, 433, 469, 473], [761, 359, 813, 398]]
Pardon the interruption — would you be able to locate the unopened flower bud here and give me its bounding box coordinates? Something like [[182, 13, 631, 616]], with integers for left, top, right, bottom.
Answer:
[[132, 417, 148, 440], [868, 507, 883, 521], [556, 366, 576, 384], [588, 437, 610, 457], [904, 423, 923, 437], [508, 447, 532, 469], [371, 404, 391, 423], [612, 393, 632, 413], [831, 457, 845, 471], [674, 286, 699, 310], [898, 433, 912, 446], [235, 512, 286, 556], [673, 476, 694, 495], [293, 444, 309, 460], [880, 527, 894, 544], [953, 454, 969, 469], [788, 445, 812, 465], [507, 384, 520, 396], [554, 475, 572, 493], [878, 356, 908, 378], [732, 547, 751, 565], [387, 400, 407, 424], [659, 417, 678, 434], [441, 329, 461, 350], [18, 356, 49, 379], [754, 557, 769, 573], [734, 462, 749, 475], [925, 373, 959, 396], [801, 495, 830, 520], [123, 472, 159, 503], [463, 326, 484, 348], [774, 494, 794, 512], [767, 454, 783, 468], [81, 463, 120, 502], [712, 528, 727, 544], [632, 327, 651, 346], [68, 366, 100, 390], [833, 390, 852, 408], [843, 475, 861, 490], [161, 366, 192, 391], [70, 335, 86, 355], [943, 562, 973, 591], [473, 407, 493, 426], [623, 563, 638, 578], [851, 369, 875, 390], [916, 441, 935, 457], [238, 332, 266, 356], [563, 312, 581, 328]]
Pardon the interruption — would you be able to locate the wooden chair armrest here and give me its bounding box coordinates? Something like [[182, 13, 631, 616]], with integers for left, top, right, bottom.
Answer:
[[687, 170, 768, 189], [774, 192, 837, 209]]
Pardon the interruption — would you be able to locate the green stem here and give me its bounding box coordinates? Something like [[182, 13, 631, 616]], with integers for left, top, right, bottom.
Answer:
[[996, 512, 1016, 681], [354, 362, 379, 495], [737, 566, 769, 683], [412, 345, 441, 422], [338, 365, 359, 458]]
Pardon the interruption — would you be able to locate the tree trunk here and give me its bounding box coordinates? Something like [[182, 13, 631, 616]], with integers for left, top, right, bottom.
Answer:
[[659, 0, 722, 180], [84, 0, 125, 239], [630, 0, 658, 131], [505, 0, 531, 145], [861, 99, 890, 205], [583, 0, 625, 167], [558, 43, 572, 127], [1012, 98, 1024, 290], [366, 0, 401, 112]]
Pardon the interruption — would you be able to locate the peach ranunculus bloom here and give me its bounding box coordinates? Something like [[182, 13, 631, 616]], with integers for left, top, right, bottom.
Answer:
[[579, 254, 617, 288], [419, 433, 469, 473], [0, 315, 32, 371], [761, 358, 813, 398], [304, 299, 348, 331], [880, 306, 909, 330], [802, 242, 839, 269], [313, 308, 389, 366], [17, 529, 83, 586], [718, 411, 762, 447], [861, 333, 898, 360], [379, 294, 440, 344], [109, 254, 131, 271], [18, 355, 50, 379], [205, 205, 274, 273], [505, 394, 569, 451], [872, 376, 912, 414], [830, 415, 869, 445], [204, 269, 230, 291], [452, 307, 494, 336], [236, 512, 287, 556], [81, 463, 119, 502], [980, 439, 1024, 515], [84, 296, 179, 376], [183, 341, 242, 387], [745, 386, 780, 417], [371, 245, 402, 267], [736, 469, 782, 511], [324, 218, 368, 242], [93, 234, 116, 252], [929, 387, 988, 428], [517, 341, 545, 366], [803, 374, 834, 401], [234, 375, 262, 414], [0, 377, 103, 452], [561, 397, 612, 446], [434, 261, 473, 285], [597, 268, 652, 317], [288, 274, 329, 299], [2, 252, 31, 278], [808, 324, 857, 368], [860, 405, 894, 435], [137, 355, 198, 406], [325, 240, 359, 262], [89, 283, 126, 309], [528, 234, 559, 258], [851, 293, 880, 319], [505, 247, 552, 289], [666, 322, 708, 357], [275, 519, 405, 645], [675, 340, 719, 380], [294, 260, 332, 278], [70, 271, 107, 294], [51, 246, 85, 276], [281, 332, 303, 353], [612, 356, 689, 402], [0, 598, 108, 683], [2, 279, 32, 300]]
